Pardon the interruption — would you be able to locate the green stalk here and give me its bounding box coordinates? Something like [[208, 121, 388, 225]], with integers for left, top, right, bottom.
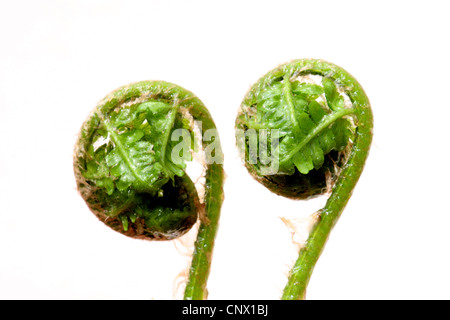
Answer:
[[183, 162, 224, 299], [183, 99, 225, 300]]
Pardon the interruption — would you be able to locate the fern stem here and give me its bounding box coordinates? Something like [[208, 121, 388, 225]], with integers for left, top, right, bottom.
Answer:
[[183, 162, 224, 300], [279, 60, 373, 300], [183, 104, 225, 300]]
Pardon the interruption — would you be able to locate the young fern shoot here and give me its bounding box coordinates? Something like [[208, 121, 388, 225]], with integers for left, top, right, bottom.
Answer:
[[235, 59, 373, 299], [74, 81, 224, 300]]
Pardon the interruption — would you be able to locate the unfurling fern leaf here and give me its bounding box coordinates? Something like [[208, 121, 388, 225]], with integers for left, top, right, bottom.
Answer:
[[236, 59, 373, 299], [247, 76, 354, 176], [74, 81, 225, 300], [74, 81, 224, 241], [238, 68, 357, 199]]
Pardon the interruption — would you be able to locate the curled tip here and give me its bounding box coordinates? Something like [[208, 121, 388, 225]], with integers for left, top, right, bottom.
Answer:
[[74, 81, 205, 241], [235, 59, 363, 200]]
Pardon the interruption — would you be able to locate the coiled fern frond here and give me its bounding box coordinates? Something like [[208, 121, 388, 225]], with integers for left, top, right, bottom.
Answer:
[[74, 81, 224, 299], [236, 59, 373, 299]]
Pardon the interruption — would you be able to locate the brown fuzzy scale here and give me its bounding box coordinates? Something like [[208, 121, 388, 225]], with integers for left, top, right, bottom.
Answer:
[[73, 172, 200, 241], [242, 149, 348, 200]]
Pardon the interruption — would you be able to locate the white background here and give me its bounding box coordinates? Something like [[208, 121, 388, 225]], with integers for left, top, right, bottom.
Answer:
[[0, 0, 449, 300]]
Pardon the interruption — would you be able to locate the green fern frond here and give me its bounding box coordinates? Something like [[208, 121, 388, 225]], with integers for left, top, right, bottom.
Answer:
[[74, 82, 202, 240], [235, 59, 373, 300], [75, 81, 225, 300], [244, 76, 355, 175], [82, 100, 191, 198]]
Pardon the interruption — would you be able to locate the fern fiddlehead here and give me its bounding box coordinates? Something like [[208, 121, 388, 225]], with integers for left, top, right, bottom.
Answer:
[[74, 81, 224, 300], [235, 59, 373, 299]]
